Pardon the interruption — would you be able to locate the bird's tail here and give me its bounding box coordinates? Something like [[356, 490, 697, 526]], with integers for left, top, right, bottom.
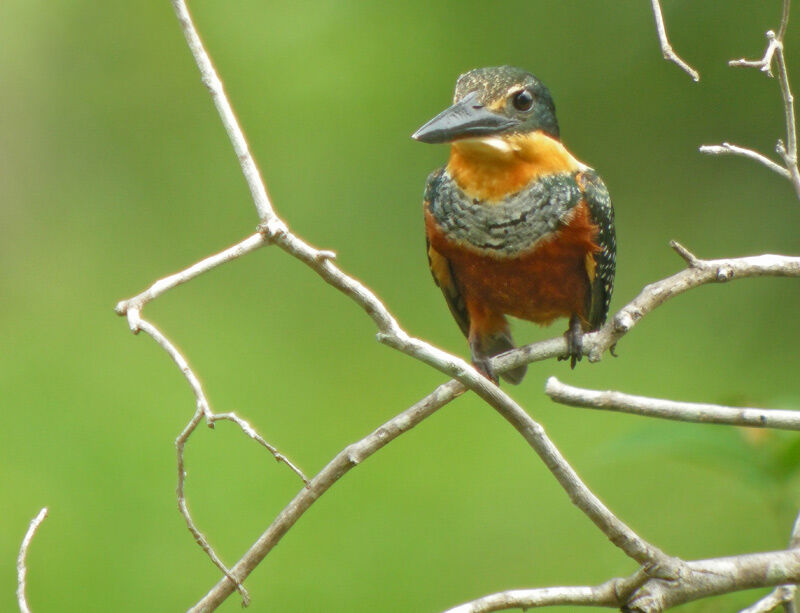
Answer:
[[471, 330, 527, 385]]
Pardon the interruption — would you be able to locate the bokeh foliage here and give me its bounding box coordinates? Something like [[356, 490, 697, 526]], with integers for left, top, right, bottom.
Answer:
[[1, 1, 799, 611]]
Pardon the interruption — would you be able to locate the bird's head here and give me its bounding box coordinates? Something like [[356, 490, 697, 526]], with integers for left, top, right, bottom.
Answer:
[[412, 66, 560, 151]]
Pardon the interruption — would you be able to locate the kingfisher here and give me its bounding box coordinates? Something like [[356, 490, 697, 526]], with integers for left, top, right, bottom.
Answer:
[[413, 66, 615, 384]]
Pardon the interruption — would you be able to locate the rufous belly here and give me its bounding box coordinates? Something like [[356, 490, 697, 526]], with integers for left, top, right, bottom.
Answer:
[[426, 202, 599, 326]]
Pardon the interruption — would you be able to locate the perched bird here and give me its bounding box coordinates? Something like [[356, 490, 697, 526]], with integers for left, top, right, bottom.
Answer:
[[413, 66, 615, 384]]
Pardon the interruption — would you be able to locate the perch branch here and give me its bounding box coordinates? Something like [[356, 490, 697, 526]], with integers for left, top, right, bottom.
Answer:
[[17, 507, 48, 613], [649, 0, 700, 81], [545, 377, 800, 431]]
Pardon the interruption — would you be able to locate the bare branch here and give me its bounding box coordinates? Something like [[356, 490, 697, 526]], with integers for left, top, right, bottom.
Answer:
[[741, 506, 800, 613], [135, 318, 248, 604], [442, 582, 622, 613], [170, 0, 274, 222], [189, 379, 467, 611], [706, 0, 800, 199], [545, 377, 800, 430], [580, 250, 800, 363], [774, 39, 800, 198], [446, 549, 800, 613], [699, 143, 792, 180], [115, 232, 267, 327], [491, 247, 800, 374], [17, 507, 48, 613], [649, 0, 700, 81], [133, 317, 307, 606], [209, 412, 309, 485], [629, 549, 800, 611], [779, 0, 792, 42]]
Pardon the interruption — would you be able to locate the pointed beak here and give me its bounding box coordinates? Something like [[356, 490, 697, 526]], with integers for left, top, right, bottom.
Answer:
[[411, 91, 518, 144]]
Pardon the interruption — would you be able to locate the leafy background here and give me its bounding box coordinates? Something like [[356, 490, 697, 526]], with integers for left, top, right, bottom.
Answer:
[[2, 1, 799, 611]]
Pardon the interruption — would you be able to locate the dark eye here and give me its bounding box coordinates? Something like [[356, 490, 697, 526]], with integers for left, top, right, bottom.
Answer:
[[512, 89, 534, 111]]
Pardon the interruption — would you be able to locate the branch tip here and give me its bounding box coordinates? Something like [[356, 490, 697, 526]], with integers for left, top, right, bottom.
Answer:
[[670, 241, 700, 267], [17, 507, 49, 613]]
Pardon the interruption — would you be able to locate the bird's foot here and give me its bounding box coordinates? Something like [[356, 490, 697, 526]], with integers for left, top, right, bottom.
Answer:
[[472, 355, 499, 384], [469, 337, 500, 384], [558, 314, 584, 369]]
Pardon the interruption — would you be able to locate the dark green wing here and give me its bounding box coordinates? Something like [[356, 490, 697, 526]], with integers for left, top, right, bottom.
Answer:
[[577, 169, 616, 330], [424, 169, 470, 338]]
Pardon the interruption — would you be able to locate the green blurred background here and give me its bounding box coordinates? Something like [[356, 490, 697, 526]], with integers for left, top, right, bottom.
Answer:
[[2, 1, 799, 611]]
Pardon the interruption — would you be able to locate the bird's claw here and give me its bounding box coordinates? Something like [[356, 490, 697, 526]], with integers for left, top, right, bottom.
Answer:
[[559, 314, 584, 369]]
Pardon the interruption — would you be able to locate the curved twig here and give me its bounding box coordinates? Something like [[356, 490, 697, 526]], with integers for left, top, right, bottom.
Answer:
[[650, 0, 700, 81], [17, 507, 48, 613]]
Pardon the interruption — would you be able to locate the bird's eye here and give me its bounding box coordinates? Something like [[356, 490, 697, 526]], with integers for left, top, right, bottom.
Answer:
[[511, 89, 534, 112]]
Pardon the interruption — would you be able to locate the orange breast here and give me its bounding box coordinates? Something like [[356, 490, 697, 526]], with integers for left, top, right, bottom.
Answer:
[[426, 202, 599, 327]]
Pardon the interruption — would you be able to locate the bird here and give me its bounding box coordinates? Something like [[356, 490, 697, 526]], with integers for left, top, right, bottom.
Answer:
[[412, 66, 615, 384]]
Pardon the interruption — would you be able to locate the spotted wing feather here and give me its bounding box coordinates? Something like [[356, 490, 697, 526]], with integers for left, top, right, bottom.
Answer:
[[577, 170, 616, 330]]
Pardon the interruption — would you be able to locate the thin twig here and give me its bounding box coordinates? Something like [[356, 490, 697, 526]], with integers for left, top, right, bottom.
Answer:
[[135, 318, 249, 604], [134, 317, 307, 605], [170, 0, 274, 222], [650, 0, 700, 81], [442, 581, 622, 612], [545, 377, 800, 430], [210, 412, 309, 485], [741, 506, 800, 613], [189, 379, 468, 612], [740, 586, 797, 613], [578, 246, 800, 363], [699, 143, 791, 180], [706, 0, 800, 199], [115, 232, 267, 326], [17, 507, 48, 613]]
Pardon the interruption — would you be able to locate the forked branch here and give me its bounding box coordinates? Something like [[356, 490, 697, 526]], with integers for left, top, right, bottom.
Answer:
[[701, 0, 800, 199], [445, 548, 800, 613]]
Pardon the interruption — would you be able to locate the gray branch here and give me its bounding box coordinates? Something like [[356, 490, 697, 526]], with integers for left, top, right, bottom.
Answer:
[[445, 549, 800, 613], [702, 0, 800, 199], [649, 0, 700, 81], [17, 507, 47, 613], [545, 377, 800, 430]]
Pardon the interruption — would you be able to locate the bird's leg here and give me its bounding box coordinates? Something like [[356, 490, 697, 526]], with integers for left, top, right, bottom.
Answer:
[[469, 337, 499, 384], [558, 313, 584, 369]]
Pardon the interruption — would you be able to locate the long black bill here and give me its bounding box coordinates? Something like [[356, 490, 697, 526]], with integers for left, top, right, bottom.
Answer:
[[411, 91, 517, 144]]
